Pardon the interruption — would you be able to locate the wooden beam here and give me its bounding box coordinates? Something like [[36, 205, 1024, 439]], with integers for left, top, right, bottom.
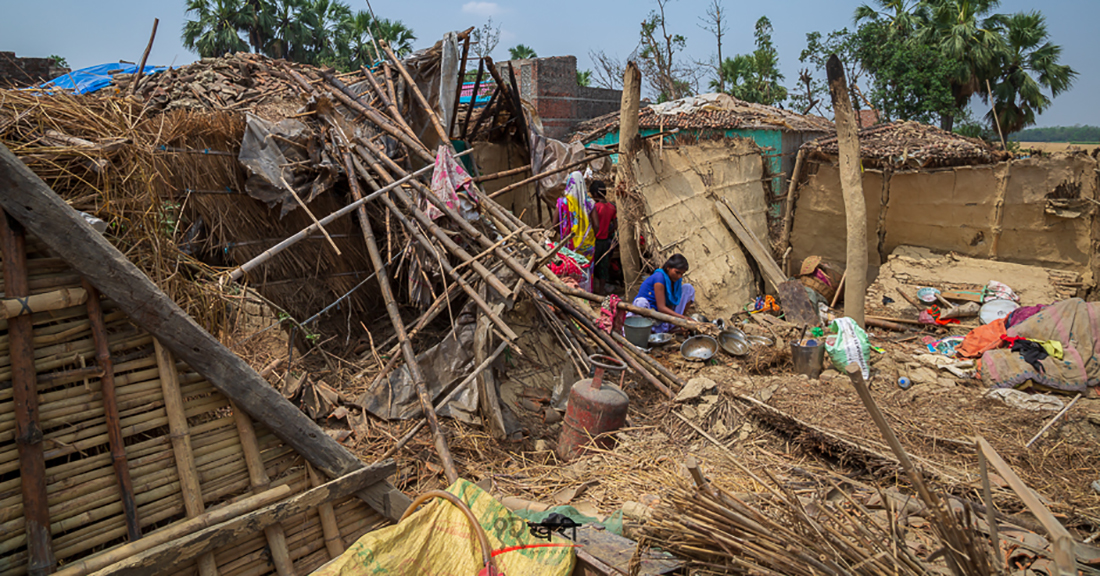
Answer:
[[86, 463, 395, 576], [616, 61, 644, 295], [0, 142, 408, 521], [714, 199, 786, 290], [448, 34, 471, 139]]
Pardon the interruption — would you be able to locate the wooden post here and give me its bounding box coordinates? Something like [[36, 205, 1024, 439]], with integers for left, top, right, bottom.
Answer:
[[84, 280, 142, 542], [461, 59, 485, 141], [129, 18, 159, 96], [779, 148, 805, 261], [339, 145, 459, 485], [155, 340, 218, 576], [230, 402, 293, 576], [826, 55, 867, 327], [0, 210, 55, 576], [616, 61, 645, 297]]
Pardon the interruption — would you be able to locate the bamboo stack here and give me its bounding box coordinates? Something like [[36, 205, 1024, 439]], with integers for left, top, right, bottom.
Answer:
[[0, 227, 389, 574]]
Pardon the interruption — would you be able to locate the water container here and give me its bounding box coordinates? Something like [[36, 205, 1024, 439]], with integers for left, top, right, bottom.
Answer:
[[790, 339, 826, 378], [623, 316, 654, 348]]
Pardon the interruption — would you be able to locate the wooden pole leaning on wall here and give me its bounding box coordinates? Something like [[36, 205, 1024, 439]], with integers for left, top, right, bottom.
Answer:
[[154, 340, 219, 576], [230, 401, 293, 576], [83, 280, 142, 542], [826, 55, 868, 327], [340, 146, 459, 485], [0, 210, 56, 576], [616, 61, 645, 297], [779, 148, 806, 270]]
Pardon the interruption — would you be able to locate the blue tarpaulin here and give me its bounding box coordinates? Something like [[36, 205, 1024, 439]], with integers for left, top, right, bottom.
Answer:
[[36, 62, 167, 95]]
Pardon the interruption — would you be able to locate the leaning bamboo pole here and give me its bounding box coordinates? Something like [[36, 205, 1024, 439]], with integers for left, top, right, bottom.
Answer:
[[338, 141, 458, 485], [0, 209, 56, 576], [154, 340, 218, 576], [307, 464, 344, 559], [230, 402, 293, 576], [83, 280, 141, 542]]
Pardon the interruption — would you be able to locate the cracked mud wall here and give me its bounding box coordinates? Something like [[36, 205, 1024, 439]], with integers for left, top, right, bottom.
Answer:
[[632, 138, 770, 319], [790, 153, 1100, 286]]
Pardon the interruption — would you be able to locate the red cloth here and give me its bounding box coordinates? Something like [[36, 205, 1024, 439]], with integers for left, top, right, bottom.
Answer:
[[593, 202, 617, 240]]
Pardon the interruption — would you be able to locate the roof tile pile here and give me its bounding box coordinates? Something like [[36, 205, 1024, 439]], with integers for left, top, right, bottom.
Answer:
[[802, 120, 1001, 168]]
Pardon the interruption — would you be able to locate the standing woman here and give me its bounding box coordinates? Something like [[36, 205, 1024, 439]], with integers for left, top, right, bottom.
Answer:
[[632, 254, 695, 333]]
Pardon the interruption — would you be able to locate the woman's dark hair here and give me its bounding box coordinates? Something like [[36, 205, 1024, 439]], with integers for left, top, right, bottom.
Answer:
[[590, 180, 606, 199], [663, 253, 689, 272]]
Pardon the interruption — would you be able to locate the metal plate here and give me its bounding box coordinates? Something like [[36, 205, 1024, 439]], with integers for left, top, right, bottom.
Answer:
[[718, 331, 749, 356], [648, 332, 674, 345], [680, 335, 718, 361], [746, 335, 774, 347]]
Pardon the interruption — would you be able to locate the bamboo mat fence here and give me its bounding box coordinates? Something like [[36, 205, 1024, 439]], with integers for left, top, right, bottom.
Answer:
[[0, 226, 386, 575]]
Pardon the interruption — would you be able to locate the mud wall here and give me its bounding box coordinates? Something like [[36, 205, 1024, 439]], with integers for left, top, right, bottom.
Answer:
[[632, 138, 770, 319], [789, 153, 1100, 285]]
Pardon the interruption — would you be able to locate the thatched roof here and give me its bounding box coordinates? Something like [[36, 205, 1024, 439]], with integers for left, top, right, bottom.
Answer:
[[571, 93, 834, 143], [801, 120, 1003, 169]]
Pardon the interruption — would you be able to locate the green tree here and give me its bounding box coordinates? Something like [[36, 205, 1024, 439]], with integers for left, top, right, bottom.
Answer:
[[48, 55, 68, 68], [856, 20, 963, 123], [264, 0, 315, 60], [917, 0, 1004, 130], [985, 11, 1077, 134], [339, 10, 416, 68], [182, 0, 251, 58], [712, 16, 786, 106], [307, 0, 352, 65], [576, 69, 592, 87], [508, 44, 537, 60]]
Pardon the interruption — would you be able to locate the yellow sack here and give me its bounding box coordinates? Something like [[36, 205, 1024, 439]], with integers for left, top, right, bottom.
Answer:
[[315, 479, 576, 576]]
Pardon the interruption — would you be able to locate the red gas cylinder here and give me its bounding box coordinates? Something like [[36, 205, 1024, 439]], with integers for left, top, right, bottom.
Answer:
[[557, 354, 629, 460]]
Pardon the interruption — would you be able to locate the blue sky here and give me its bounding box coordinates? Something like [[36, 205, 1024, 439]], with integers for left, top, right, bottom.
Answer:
[[3, 0, 1095, 127]]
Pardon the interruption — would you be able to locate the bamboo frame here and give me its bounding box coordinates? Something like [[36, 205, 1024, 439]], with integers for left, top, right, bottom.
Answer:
[[307, 464, 344, 559], [0, 210, 55, 576], [230, 401, 293, 576]]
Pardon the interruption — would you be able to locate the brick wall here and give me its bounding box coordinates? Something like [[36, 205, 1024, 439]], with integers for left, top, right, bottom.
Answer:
[[0, 52, 69, 88], [503, 56, 621, 140]]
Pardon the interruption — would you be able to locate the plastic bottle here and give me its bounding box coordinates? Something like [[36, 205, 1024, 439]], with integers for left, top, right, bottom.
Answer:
[[898, 377, 912, 389]]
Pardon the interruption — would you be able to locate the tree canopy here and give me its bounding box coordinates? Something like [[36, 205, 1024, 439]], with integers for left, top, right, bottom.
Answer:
[[711, 16, 787, 106], [181, 0, 416, 71]]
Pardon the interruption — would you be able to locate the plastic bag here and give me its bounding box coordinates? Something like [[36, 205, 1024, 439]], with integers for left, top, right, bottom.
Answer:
[[825, 318, 870, 379]]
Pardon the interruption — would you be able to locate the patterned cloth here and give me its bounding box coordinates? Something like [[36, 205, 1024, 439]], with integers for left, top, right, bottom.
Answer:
[[596, 295, 626, 334], [426, 145, 477, 221], [555, 171, 595, 257]]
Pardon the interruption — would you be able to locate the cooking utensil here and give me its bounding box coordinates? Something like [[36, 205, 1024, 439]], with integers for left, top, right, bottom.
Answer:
[[718, 331, 749, 356], [680, 335, 718, 362], [648, 332, 674, 346]]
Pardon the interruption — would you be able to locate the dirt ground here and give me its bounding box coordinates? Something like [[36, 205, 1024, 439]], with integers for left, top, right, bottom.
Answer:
[[310, 316, 1100, 542]]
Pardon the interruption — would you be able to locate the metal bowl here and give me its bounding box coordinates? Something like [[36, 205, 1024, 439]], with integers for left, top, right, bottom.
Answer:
[[746, 335, 775, 348], [680, 335, 718, 362], [690, 313, 709, 324], [724, 327, 747, 341], [648, 332, 674, 346], [718, 331, 749, 356]]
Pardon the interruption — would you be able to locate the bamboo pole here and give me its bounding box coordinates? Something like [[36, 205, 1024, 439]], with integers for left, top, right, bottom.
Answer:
[[0, 286, 87, 318], [280, 174, 340, 255], [359, 66, 416, 139], [380, 41, 450, 146], [307, 464, 344, 559], [0, 209, 55, 576], [340, 141, 459, 485], [779, 148, 805, 264], [468, 87, 499, 141], [826, 55, 867, 327], [83, 280, 141, 542], [488, 152, 612, 199], [227, 152, 470, 282], [472, 163, 531, 184], [230, 402, 293, 576], [549, 281, 714, 334], [154, 340, 218, 576], [50, 486, 291, 576]]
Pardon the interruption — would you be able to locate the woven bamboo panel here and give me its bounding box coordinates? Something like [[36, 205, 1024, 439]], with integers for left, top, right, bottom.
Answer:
[[0, 236, 387, 575]]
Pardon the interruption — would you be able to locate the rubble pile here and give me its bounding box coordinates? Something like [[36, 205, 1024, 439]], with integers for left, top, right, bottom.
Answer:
[[804, 120, 1004, 169]]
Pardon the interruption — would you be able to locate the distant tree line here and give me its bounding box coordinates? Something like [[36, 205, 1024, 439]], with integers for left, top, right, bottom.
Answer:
[[1012, 125, 1100, 143], [181, 0, 415, 71]]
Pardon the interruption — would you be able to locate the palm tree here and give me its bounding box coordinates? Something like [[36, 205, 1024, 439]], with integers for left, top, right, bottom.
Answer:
[[240, 0, 275, 53], [917, 0, 1005, 129], [854, 0, 926, 31], [264, 0, 315, 60], [307, 0, 351, 64], [986, 11, 1077, 133], [182, 0, 251, 58], [508, 44, 538, 60], [339, 11, 415, 68]]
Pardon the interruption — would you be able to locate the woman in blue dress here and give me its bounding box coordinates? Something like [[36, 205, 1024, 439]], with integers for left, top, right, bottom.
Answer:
[[631, 254, 695, 333]]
